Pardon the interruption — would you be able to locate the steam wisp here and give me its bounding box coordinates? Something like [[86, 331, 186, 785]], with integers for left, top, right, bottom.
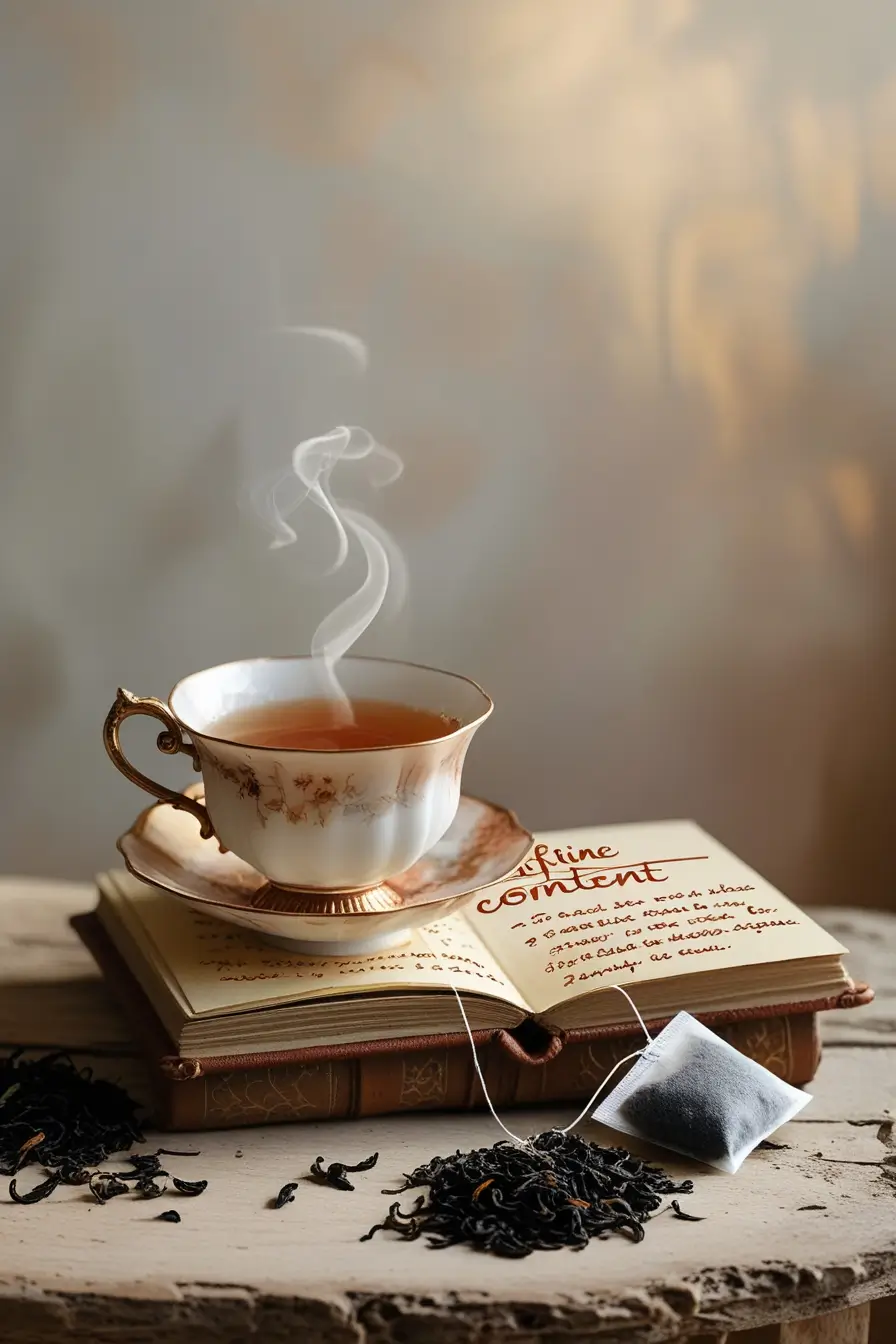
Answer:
[[252, 329, 406, 722]]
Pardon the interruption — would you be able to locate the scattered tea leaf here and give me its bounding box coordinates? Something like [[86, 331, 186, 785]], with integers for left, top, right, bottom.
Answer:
[[156, 1209, 181, 1223], [9, 1172, 60, 1205], [361, 1198, 425, 1242], [172, 1177, 207, 1196], [89, 1173, 130, 1204], [135, 1178, 167, 1199], [57, 1163, 91, 1186], [670, 1199, 705, 1221], [126, 1154, 165, 1175], [272, 1182, 298, 1209], [343, 1152, 378, 1173], [309, 1152, 378, 1191]]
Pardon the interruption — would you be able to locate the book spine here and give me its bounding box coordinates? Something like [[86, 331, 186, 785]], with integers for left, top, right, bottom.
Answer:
[[158, 1012, 820, 1131]]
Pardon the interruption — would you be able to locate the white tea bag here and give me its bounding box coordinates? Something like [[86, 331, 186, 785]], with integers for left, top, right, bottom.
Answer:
[[593, 1012, 811, 1173]]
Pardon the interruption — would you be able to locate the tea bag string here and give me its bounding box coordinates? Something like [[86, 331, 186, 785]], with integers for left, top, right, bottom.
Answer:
[[451, 984, 653, 1149]]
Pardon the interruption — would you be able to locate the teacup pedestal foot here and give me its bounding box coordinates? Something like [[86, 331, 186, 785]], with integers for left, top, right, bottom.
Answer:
[[254, 882, 404, 917], [247, 882, 412, 955]]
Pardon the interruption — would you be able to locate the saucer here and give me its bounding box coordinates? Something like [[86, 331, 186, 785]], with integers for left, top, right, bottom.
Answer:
[[117, 783, 533, 955]]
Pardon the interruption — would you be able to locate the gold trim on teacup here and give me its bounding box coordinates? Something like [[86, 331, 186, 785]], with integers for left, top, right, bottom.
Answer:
[[166, 655, 494, 755]]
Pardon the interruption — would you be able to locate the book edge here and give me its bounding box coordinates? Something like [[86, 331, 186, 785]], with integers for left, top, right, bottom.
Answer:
[[71, 910, 870, 1082]]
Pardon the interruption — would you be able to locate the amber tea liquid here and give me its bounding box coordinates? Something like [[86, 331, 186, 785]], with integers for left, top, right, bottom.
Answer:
[[210, 697, 459, 751]]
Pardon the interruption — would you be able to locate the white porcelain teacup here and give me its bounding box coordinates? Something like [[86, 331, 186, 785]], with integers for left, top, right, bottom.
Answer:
[[103, 656, 492, 892]]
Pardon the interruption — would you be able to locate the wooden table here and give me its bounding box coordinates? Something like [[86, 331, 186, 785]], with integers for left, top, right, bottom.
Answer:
[[0, 881, 893, 1344]]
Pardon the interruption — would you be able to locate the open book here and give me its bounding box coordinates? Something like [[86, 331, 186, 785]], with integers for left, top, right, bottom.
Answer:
[[94, 819, 855, 1058]]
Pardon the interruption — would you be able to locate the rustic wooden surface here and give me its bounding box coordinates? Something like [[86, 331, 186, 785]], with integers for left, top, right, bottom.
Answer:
[[0, 880, 894, 1344]]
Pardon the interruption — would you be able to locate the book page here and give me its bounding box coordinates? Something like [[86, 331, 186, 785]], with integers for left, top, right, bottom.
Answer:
[[105, 873, 529, 1019], [465, 819, 847, 1014]]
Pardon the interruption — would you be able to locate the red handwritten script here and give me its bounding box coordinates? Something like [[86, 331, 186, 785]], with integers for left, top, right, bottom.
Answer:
[[464, 820, 843, 1006], [477, 843, 710, 914]]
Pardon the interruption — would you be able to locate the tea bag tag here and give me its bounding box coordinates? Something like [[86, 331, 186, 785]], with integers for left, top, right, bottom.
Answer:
[[592, 1011, 811, 1173]]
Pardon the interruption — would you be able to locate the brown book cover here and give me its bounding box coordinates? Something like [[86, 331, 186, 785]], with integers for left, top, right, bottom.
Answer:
[[73, 912, 871, 1132]]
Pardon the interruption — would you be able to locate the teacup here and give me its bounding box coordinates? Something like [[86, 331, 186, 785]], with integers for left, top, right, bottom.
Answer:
[[103, 656, 492, 892]]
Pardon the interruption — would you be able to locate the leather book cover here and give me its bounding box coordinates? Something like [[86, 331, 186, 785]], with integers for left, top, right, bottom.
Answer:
[[72, 912, 870, 1132]]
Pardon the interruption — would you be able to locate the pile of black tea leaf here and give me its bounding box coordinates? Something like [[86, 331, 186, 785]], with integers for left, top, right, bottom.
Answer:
[[0, 1050, 143, 1197], [362, 1130, 698, 1257]]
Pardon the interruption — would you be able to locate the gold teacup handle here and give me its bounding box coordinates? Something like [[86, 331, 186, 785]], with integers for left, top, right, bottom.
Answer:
[[103, 688, 214, 839]]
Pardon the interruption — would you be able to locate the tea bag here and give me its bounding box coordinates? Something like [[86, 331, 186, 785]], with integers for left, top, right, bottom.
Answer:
[[593, 1012, 811, 1173]]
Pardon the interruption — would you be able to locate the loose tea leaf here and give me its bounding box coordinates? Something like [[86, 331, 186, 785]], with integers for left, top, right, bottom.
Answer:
[[172, 1177, 207, 1196], [367, 1130, 698, 1257], [125, 1154, 166, 1177], [16, 1131, 46, 1163], [361, 1195, 426, 1242], [670, 1199, 705, 1221], [342, 1152, 379, 1173], [309, 1152, 378, 1192], [135, 1178, 166, 1200], [57, 1163, 91, 1186], [272, 1182, 299, 1209], [9, 1173, 60, 1205], [156, 1209, 181, 1223], [89, 1173, 130, 1204]]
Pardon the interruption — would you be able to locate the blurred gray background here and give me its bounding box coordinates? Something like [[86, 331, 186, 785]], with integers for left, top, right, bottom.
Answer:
[[1, 0, 895, 908]]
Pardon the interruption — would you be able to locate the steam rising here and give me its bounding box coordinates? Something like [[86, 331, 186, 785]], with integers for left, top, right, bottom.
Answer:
[[252, 328, 406, 721]]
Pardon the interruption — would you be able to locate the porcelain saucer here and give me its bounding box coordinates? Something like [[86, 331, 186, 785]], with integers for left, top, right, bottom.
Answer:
[[117, 783, 533, 955]]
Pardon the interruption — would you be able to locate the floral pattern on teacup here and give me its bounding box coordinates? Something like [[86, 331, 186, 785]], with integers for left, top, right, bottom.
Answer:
[[201, 753, 434, 827]]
